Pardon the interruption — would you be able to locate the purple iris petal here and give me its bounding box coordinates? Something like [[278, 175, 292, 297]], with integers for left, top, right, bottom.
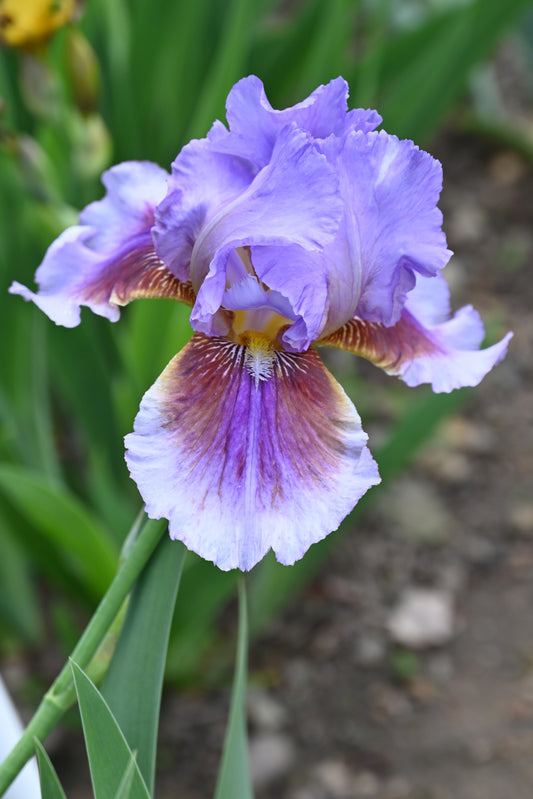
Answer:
[[9, 161, 171, 326], [152, 139, 256, 281], [247, 128, 453, 347], [338, 130, 452, 327], [10, 226, 107, 327], [319, 272, 512, 393], [399, 273, 513, 392], [125, 333, 380, 571], [154, 124, 343, 337], [80, 161, 169, 250], [398, 308, 512, 392], [223, 274, 296, 322], [208, 75, 382, 167], [250, 244, 329, 351]]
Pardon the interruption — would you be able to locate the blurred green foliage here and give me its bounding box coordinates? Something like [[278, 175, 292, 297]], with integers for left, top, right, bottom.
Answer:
[[0, 0, 529, 677]]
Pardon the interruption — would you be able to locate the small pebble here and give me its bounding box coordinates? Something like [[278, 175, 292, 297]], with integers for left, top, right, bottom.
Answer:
[[387, 588, 454, 648], [247, 690, 287, 731], [380, 478, 453, 545], [418, 448, 472, 483], [352, 770, 381, 797], [488, 151, 527, 185], [249, 732, 295, 788], [313, 759, 353, 797], [355, 634, 387, 667], [510, 503, 533, 536], [448, 203, 486, 244], [426, 653, 455, 683], [441, 417, 495, 454], [383, 775, 411, 799]]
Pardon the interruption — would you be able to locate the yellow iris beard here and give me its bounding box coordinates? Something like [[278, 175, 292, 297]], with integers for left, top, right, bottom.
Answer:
[[242, 332, 276, 386]]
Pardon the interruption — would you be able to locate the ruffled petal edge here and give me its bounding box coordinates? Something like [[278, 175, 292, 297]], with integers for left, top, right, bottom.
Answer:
[[125, 333, 380, 570], [318, 302, 512, 394]]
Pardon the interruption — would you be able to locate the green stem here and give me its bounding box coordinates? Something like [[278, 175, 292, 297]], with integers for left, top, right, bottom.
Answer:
[[0, 515, 166, 796]]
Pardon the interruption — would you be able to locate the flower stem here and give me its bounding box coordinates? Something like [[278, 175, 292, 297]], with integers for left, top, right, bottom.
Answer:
[[0, 515, 166, 796]]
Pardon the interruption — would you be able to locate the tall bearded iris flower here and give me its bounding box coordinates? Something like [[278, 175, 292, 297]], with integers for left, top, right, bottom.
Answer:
[[10, 77, 511, 570]]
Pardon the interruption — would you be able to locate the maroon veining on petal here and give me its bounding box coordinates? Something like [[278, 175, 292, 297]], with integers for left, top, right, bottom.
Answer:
[[125, 332, 379, 569], [158, 334, 359, 502], [86, 232, 195, 308], [317, 309, 445, 372]]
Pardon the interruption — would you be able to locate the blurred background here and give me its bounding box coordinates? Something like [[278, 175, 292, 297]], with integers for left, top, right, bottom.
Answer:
[[0, 0, 532, 797]]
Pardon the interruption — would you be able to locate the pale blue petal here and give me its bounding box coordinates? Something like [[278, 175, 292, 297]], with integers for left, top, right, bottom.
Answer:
[[125, 335, 380, 571], [10, 161, 170, 326], [223, 274, 296, 321], [208, 75, 382, 167], [9, 226, 116, 326], [339, 130, 452, 326], [80, 161, 169, 250], [399, 273, 513, 392], [153, 140, 255, 281], [318, 270, 512, 392], [250, 244, 329, 351], [188, 124, 342, 335]]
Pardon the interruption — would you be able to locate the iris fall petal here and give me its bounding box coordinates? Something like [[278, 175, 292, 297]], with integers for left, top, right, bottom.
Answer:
[[400, 273, 512, 391], [9, 161, 175, 325], [320, 272, 512, 393], [125, 334, 380, 571]]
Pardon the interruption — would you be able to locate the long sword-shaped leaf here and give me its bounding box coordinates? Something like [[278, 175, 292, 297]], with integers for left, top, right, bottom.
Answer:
[[290, 0, 355, 98], [35, 739, 67, 799], [70, 661, 150, 799], [214, 578, 253, 799], [186, 0, 255, 139], [102, 536, 186, 795], [167, 556, 237, 682], [0, 505, 41, 642], [113, 758, 137, 799], [364, 0, 532, 141], [0, 465, 117, 599]]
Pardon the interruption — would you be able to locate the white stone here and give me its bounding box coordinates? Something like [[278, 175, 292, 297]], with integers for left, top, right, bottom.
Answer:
[[249, 732, 295, 788], [247, 690, 287, 730], [386, 588, 454, 648]]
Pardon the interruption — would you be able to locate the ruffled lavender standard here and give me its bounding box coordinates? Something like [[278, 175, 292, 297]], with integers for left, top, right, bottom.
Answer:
[[10, 76, 512, 570]]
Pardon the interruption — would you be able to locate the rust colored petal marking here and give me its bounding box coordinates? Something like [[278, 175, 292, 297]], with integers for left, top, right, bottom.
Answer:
[[317, 310, 444, 373], [125, 331, 377, 570], [109, 254, 195, 306], [86, 242, 195, 307], [158, 333, 361, 507]]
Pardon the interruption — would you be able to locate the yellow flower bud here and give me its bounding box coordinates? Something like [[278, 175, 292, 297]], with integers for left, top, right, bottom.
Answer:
[[0, 0, 78, 50]]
